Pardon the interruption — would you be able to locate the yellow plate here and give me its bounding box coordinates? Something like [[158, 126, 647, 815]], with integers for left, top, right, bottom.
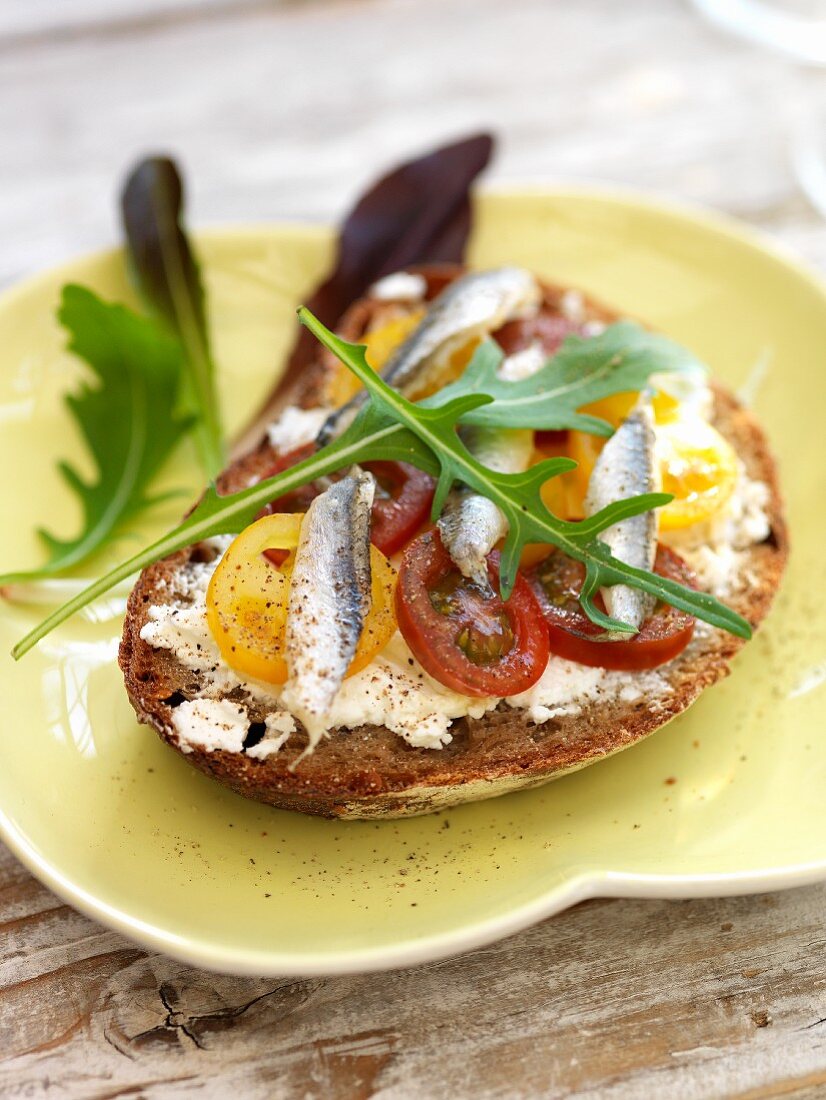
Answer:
[[0, 191, 823, 975]]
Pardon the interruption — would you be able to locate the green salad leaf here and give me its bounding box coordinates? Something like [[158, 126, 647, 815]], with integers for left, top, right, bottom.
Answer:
[[0, 286, 192, 589], [121, 156, 224, 478], [438, 322, 708, 435], [10, 309, 751, 658]]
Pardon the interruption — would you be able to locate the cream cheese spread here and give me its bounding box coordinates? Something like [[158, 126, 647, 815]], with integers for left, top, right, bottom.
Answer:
[[140, 560, 496, 752], [496, 343, 547, 382], [506, 660, 671, 724], [266, 406, 330, 453], [369, 272, 427, 302], [172, 698, 251, 754], [171, 698, 296, 757], [559, 289, 587, 324], [659, 466, 770, 596]]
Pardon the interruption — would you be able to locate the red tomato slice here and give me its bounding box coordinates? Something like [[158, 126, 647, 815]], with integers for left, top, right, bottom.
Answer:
[[259, 442, 319, 515], [493, 313, 584, 358], [525, 545, 697, 671], [395, 531, 550, 697], [366, 460, 436, 556], [258, 445, 435, 557], [534, 429, 569, 450]]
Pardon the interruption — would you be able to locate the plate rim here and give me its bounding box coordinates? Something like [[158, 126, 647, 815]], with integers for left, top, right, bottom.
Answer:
[[2, 183, 823, 976], [4, 805, 825, 976]]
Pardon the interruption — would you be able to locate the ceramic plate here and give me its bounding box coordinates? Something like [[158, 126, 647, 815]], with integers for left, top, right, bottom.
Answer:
[[1, 190, 824, 976]]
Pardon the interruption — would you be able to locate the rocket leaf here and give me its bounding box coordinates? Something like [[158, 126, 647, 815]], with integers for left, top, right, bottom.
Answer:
[[0, 286, 192, 588], [438, 322, 708, 434], [10, 309, 751, 658], [121, 156, 224, 477]]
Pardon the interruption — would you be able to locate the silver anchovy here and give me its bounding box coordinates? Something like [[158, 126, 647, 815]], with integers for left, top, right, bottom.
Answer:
[[316, 266, 541, 445], [281, 470, 374, 755], [437, 426, 534, 590], [583, 394, 658, 636], [437, 337, 549, 589]]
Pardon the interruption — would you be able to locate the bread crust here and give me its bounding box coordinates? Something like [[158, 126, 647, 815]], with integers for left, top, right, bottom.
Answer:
[[119, 272, 789, 819]]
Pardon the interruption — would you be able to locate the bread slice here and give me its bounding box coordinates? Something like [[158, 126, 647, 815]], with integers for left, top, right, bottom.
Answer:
[[119, 272, 789, 819]]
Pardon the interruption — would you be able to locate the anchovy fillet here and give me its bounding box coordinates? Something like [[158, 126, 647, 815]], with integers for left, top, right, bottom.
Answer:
[[584, 394, 658, 635], [438, 426, 534, 590], [317, 266, 541, 445], [281, 470, 374, 754], [438, 336, 549, 588]]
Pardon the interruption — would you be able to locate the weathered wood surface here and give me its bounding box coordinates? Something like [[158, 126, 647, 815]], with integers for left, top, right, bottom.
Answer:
[[2, 0, 826, 1096], [4, 0, 826, 292], [3, 839, 826, 1100]]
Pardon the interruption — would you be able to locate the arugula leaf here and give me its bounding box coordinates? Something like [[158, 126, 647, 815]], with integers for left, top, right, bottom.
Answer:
[[10, 309, 750, 658], [0, 286, 192, 588], [437, 322, 708, 435], [121, 156, 224, 477]]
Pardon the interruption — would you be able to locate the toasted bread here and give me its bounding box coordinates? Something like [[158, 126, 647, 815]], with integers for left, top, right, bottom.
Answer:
[[119, 271, 788, 819]]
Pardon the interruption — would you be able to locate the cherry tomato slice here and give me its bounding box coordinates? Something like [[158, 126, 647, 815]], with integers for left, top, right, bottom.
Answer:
[[259, 442, 320, 516], [525, 545, 697, 671], [206, 513, 397, 685], [395, 531, 550, 697], [366, 460, 436, 556], [258, 445, 434, 558], [534, 429, 569, 449], [493, 313, 584, 358]]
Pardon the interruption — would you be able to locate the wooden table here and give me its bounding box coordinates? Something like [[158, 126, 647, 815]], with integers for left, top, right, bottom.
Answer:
[[2, 2, 825, 1095]]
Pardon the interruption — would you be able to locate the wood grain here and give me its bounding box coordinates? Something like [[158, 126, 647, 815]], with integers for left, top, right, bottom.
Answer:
[[2, 0, 826, 1096], [3, 840, 826, 1099], [3, 0, 826, 292], [0, 0, 260, 41]]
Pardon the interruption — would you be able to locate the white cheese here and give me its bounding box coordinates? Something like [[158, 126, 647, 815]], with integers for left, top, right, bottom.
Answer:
[[560, 289, 586, 324], [266, 405, 330, 453], [157, 540, 231, 602], [369, 271, 427, 302], [247, 713, 296, 760], [141, 553, 671, 750], [173, 698, 250, 754], [711, 468, 771, 548], [497, 342, 547, 382], [322, 633, 498, 750], [508, 659, 670, 724], [661, 466, 770, 595]]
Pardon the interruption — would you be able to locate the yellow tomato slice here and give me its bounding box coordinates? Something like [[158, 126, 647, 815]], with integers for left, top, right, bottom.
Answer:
[[566, 429, 604, 518], [326, 309, 426, 406], [326, 308, 481, 405], [564, 413, 738, 530], [206, 514, 397, 685], [656, 417, 738, 530], [206, 514, 301, 684], [349, 549, 398, 674], [579, 390, 681, 430], [365, 309, 426, 370], [406, 336, 480, 400], [518, 439, 583, 568]]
